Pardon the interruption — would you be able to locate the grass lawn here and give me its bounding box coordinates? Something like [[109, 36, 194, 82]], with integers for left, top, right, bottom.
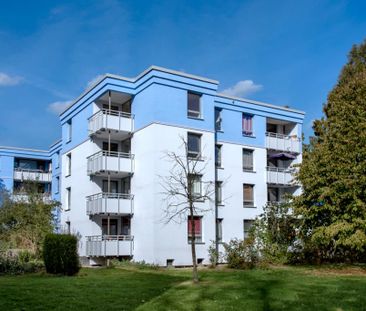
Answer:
[[0, 265, 365, 310]]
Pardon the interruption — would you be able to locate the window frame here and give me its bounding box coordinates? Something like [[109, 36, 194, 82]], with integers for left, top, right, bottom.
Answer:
[[66, 119, 72, 143], [215, 108, 223, 131], [243, 219, 254, 240], [242, 148, 254, 171], [187, 92, 202, 119], [242, 113, 254, 137], [66, 153, 71, 177], [66, 187, 71, 211], [187, 132, 202, 159], [217, 218, 223, 243], [216, 181, 223, 205], [215, 144, 222, 168], [189, 174, 202, 200], [188, 216, 203, 244], [243, 184, 255, 208]]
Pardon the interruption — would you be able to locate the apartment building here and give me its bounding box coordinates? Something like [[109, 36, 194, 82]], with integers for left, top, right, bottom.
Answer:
[[0, 66, 304, 266]]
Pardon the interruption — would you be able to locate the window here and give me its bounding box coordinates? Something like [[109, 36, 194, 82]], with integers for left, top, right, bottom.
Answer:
[[216, 181, 223, 205], [55, 151, 60, 169], [66, 221, 71, 234], [242, 113, 253, 136], [217, 218, 223, 243], [242, 149, 254, 171], [66, 119, 72, 142], [243, 220, 254, 240], [103, 142, 119, 152], [189, 174, 202, 199], [268, 187, 279, 202], [103, 103, 119, 111], [215, 144, 222, 167], [66, 187, 71, 210], [103, 180, 118, 193], [187, 92, 201, 118], [188, 216, 202, 243], [55, 176, 60, 193], [102, 219, 118, 236], [166, 259, 174, 267], [243, 184, 254, 207], [215, 108, 222, 131], [187, 133, 201, 159], [66, 153, 71, 176]]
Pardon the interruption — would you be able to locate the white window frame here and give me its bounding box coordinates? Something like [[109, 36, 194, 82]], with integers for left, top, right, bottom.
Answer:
[[66, 153, 71, 177], [66, 187, 71, 211]]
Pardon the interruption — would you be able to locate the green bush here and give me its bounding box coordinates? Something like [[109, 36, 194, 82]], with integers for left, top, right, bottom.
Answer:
[[43, 234, 80, 275], [0, 255, 44, 274], [223, 237, 259, 269], [110, 259, 160, 270]]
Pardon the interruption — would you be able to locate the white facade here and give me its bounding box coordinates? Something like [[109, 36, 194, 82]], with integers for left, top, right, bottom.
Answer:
[[19, 66, 304, 267]]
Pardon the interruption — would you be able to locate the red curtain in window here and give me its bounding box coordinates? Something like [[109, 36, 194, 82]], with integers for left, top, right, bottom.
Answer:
[[188, 217, 201, 235], [242, 114, 253, 134]]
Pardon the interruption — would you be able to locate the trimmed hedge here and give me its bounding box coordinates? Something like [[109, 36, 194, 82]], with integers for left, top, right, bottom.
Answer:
[[43, 234, 80, 275]]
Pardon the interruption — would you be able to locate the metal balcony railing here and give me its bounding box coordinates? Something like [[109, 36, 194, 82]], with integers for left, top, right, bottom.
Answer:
[[13, 168, 52, 183], [88, 109, 134, 135], [86, 192, 134, 215], [266, 166, 295, 185], [87, 151, 134, 176], [265, 132, 301, 153], [86, 235, 134, 257]]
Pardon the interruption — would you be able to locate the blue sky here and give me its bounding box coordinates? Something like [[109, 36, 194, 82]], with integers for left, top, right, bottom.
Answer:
[[0, 0, 365, 149]]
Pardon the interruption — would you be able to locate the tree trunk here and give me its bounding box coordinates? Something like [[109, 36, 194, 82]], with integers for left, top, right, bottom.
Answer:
[[190, 206, 199, 283]]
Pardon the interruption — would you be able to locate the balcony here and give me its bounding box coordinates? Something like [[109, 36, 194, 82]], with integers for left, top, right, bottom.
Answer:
[[86, 193, 134, 215], [87, 151, 134, 177], [266, 167, 294, 185], [265, 132, 301, 154], [86, 235, 133, 257], [12, 193, 52, 203], [88, 109, 134, 139], [13, 168, 52, 183]]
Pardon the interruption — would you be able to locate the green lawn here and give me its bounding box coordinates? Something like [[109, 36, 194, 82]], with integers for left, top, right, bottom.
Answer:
[[0, 266, 365, 311]]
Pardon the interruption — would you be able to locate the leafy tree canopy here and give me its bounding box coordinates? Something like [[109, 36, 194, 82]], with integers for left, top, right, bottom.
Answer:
[[294, 40, 366, 262]]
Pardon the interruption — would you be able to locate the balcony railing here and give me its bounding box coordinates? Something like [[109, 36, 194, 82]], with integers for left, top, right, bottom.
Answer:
[[88, 109, 134, 136], [13, 168, 52, 183], [86, 235, 134, 257], [87, 151, 134, 176], [12, 192, 52, 203], [86, 192, 134, 215], [265, 132, 301, 153], [266, 167, 295, 185]]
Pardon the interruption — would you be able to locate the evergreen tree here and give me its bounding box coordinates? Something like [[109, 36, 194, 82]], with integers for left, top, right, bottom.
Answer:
[[294, 40, 366, 262]]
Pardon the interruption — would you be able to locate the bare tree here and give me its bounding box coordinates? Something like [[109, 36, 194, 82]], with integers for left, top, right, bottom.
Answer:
[[160, 136, 215, 283]]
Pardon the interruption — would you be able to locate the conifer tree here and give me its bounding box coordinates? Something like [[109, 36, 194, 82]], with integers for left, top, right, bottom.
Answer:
[[294, 40, 366, 262]]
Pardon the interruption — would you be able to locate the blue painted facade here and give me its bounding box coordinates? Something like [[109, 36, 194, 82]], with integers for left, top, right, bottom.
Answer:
[[0, 66, 305, 235]]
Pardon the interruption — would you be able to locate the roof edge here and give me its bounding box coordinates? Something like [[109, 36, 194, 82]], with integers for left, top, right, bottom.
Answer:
[[216, 93, 306, 115]]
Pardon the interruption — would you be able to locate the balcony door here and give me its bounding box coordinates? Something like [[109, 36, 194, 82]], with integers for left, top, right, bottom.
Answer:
[[102, 219, 118, 235], [103, 142, 118, 152], [103, 180, 118, 194]]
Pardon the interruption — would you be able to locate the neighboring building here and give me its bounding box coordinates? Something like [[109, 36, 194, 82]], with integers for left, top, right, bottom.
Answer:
[[0, 66, 305, 266]]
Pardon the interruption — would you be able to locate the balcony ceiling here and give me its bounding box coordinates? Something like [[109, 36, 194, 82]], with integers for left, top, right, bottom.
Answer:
[[98, 91, 131, 104]]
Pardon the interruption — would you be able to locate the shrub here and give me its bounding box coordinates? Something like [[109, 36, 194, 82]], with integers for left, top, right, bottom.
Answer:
[[110, 259, 160, 270], [43, 234, 80, 275], [223, 237, 259, 269], [0, 255, 43, 275], [208, 240, 223, 268]]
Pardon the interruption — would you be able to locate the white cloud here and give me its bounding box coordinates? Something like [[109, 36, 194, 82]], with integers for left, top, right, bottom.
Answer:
[[222, 80, 262, 97], [47, 100, 72, 114], [87, 74, 105, 89], [0, 72, 23, 86]]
